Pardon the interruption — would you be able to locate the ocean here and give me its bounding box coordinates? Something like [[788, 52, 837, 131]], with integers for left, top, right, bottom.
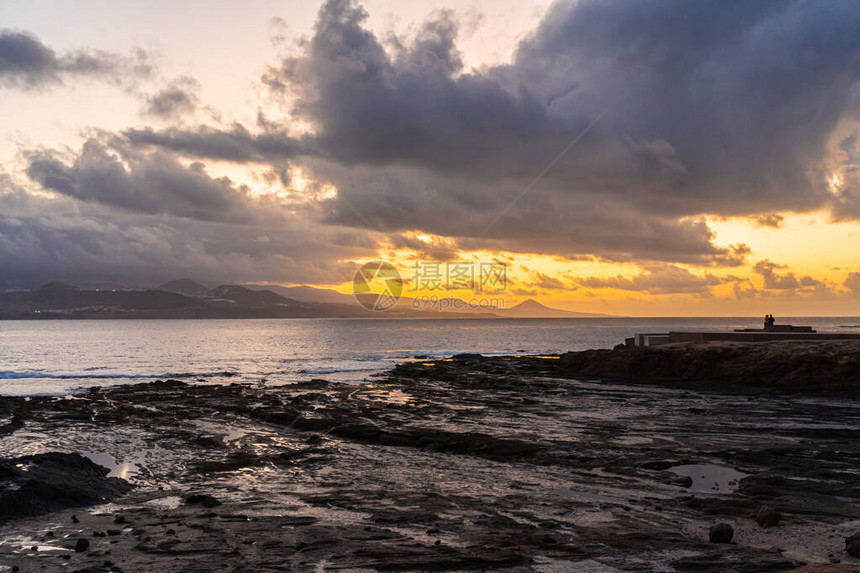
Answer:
[[2, 316, 858, 395]]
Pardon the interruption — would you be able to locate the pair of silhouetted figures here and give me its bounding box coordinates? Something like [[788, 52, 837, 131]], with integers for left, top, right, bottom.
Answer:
[[764, 314, 775, 329]]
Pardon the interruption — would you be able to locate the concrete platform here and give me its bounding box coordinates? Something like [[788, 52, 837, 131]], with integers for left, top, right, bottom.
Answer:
[[629, 330, 860, 346], [735, 325, 815, 333]]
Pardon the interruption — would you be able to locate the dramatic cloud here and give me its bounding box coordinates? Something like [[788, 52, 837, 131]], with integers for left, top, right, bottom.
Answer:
[[577, 264, 724, 295], [266, 0, 860, 210], [122, 0, 860, 267], [0, 29, 152, 90]]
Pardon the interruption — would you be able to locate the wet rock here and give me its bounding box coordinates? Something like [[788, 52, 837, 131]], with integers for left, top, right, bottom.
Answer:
[[184, 493, 221, 508], [74, 538, 90, 552], [847, 532, 860, 558], [709, 523, 734, 543], [193, 451, 259, 473], [755, 504, 782, 527], [192, 435, 223, 448], [452, 353, 483, 361], [0, 452, 132, 522]]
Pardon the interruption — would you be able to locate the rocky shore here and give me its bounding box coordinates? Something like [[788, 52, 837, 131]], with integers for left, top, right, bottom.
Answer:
[[1, 343, 859, 571], [555, 339, 860, 396]]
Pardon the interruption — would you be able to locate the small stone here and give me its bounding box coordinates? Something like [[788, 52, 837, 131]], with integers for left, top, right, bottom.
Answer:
[[74, 538, 90, 552], [709, 523, 734, 544], [669, 474, 694, 488], [12, 566, 19, 572], [61, 554, 71, 560], [114, 515, 126, 524], [104, 561, 114, 567], [107, 529, 122, 536], [71, 514, 79, 523], [166, 528, 176, 535], [755, 504, 781, 528]]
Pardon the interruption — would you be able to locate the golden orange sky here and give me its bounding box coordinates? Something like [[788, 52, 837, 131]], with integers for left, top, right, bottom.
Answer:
[[316, 211, 860, 317]]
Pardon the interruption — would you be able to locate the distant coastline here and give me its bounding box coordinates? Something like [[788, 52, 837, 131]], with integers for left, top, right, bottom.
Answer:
[[0, 280, 609, 320]]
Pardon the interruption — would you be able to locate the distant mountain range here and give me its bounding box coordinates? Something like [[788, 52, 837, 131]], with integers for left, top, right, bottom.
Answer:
[[0, 279, 610, 319]]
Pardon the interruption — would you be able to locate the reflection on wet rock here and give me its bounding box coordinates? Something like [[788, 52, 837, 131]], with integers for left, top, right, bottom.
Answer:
[[1, 354, 858, 571]]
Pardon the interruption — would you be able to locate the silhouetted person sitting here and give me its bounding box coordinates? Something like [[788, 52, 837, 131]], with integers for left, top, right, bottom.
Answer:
[[764, 314, 775, 329]]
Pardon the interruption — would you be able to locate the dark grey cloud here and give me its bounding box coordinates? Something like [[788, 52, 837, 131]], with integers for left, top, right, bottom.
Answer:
[[142, 76, 200, 119], [25, 140, 266, 223], [263, 0, 860, 212], [0, 29, 152, 90], [123, 122, 308, 163]]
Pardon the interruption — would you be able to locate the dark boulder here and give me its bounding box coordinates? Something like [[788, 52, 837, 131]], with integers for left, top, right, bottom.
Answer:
[[184, 493, 222, 508], [709, 523, 734, 544], [847, 532, 860, 558], [755, 504, 782, 527]]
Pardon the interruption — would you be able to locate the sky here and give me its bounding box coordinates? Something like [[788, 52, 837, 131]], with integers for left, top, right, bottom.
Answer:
[[2, 0, 860, 316]]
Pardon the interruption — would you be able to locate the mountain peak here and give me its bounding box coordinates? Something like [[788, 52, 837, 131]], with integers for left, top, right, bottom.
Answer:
[[512, 298, 550, 309], [499, 298, 611, 318]]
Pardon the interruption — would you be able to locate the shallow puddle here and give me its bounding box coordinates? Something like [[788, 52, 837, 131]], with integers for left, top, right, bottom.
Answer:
[[80, 451, 139, 480], [669, 463, 748, 494]]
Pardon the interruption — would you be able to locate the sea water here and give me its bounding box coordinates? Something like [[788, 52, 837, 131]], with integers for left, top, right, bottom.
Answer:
[[1, 317, 857, 395]]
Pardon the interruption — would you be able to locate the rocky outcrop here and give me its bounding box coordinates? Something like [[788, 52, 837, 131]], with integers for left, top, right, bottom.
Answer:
[[558, 340, 860, 395], [0, 452, 132, 522]]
